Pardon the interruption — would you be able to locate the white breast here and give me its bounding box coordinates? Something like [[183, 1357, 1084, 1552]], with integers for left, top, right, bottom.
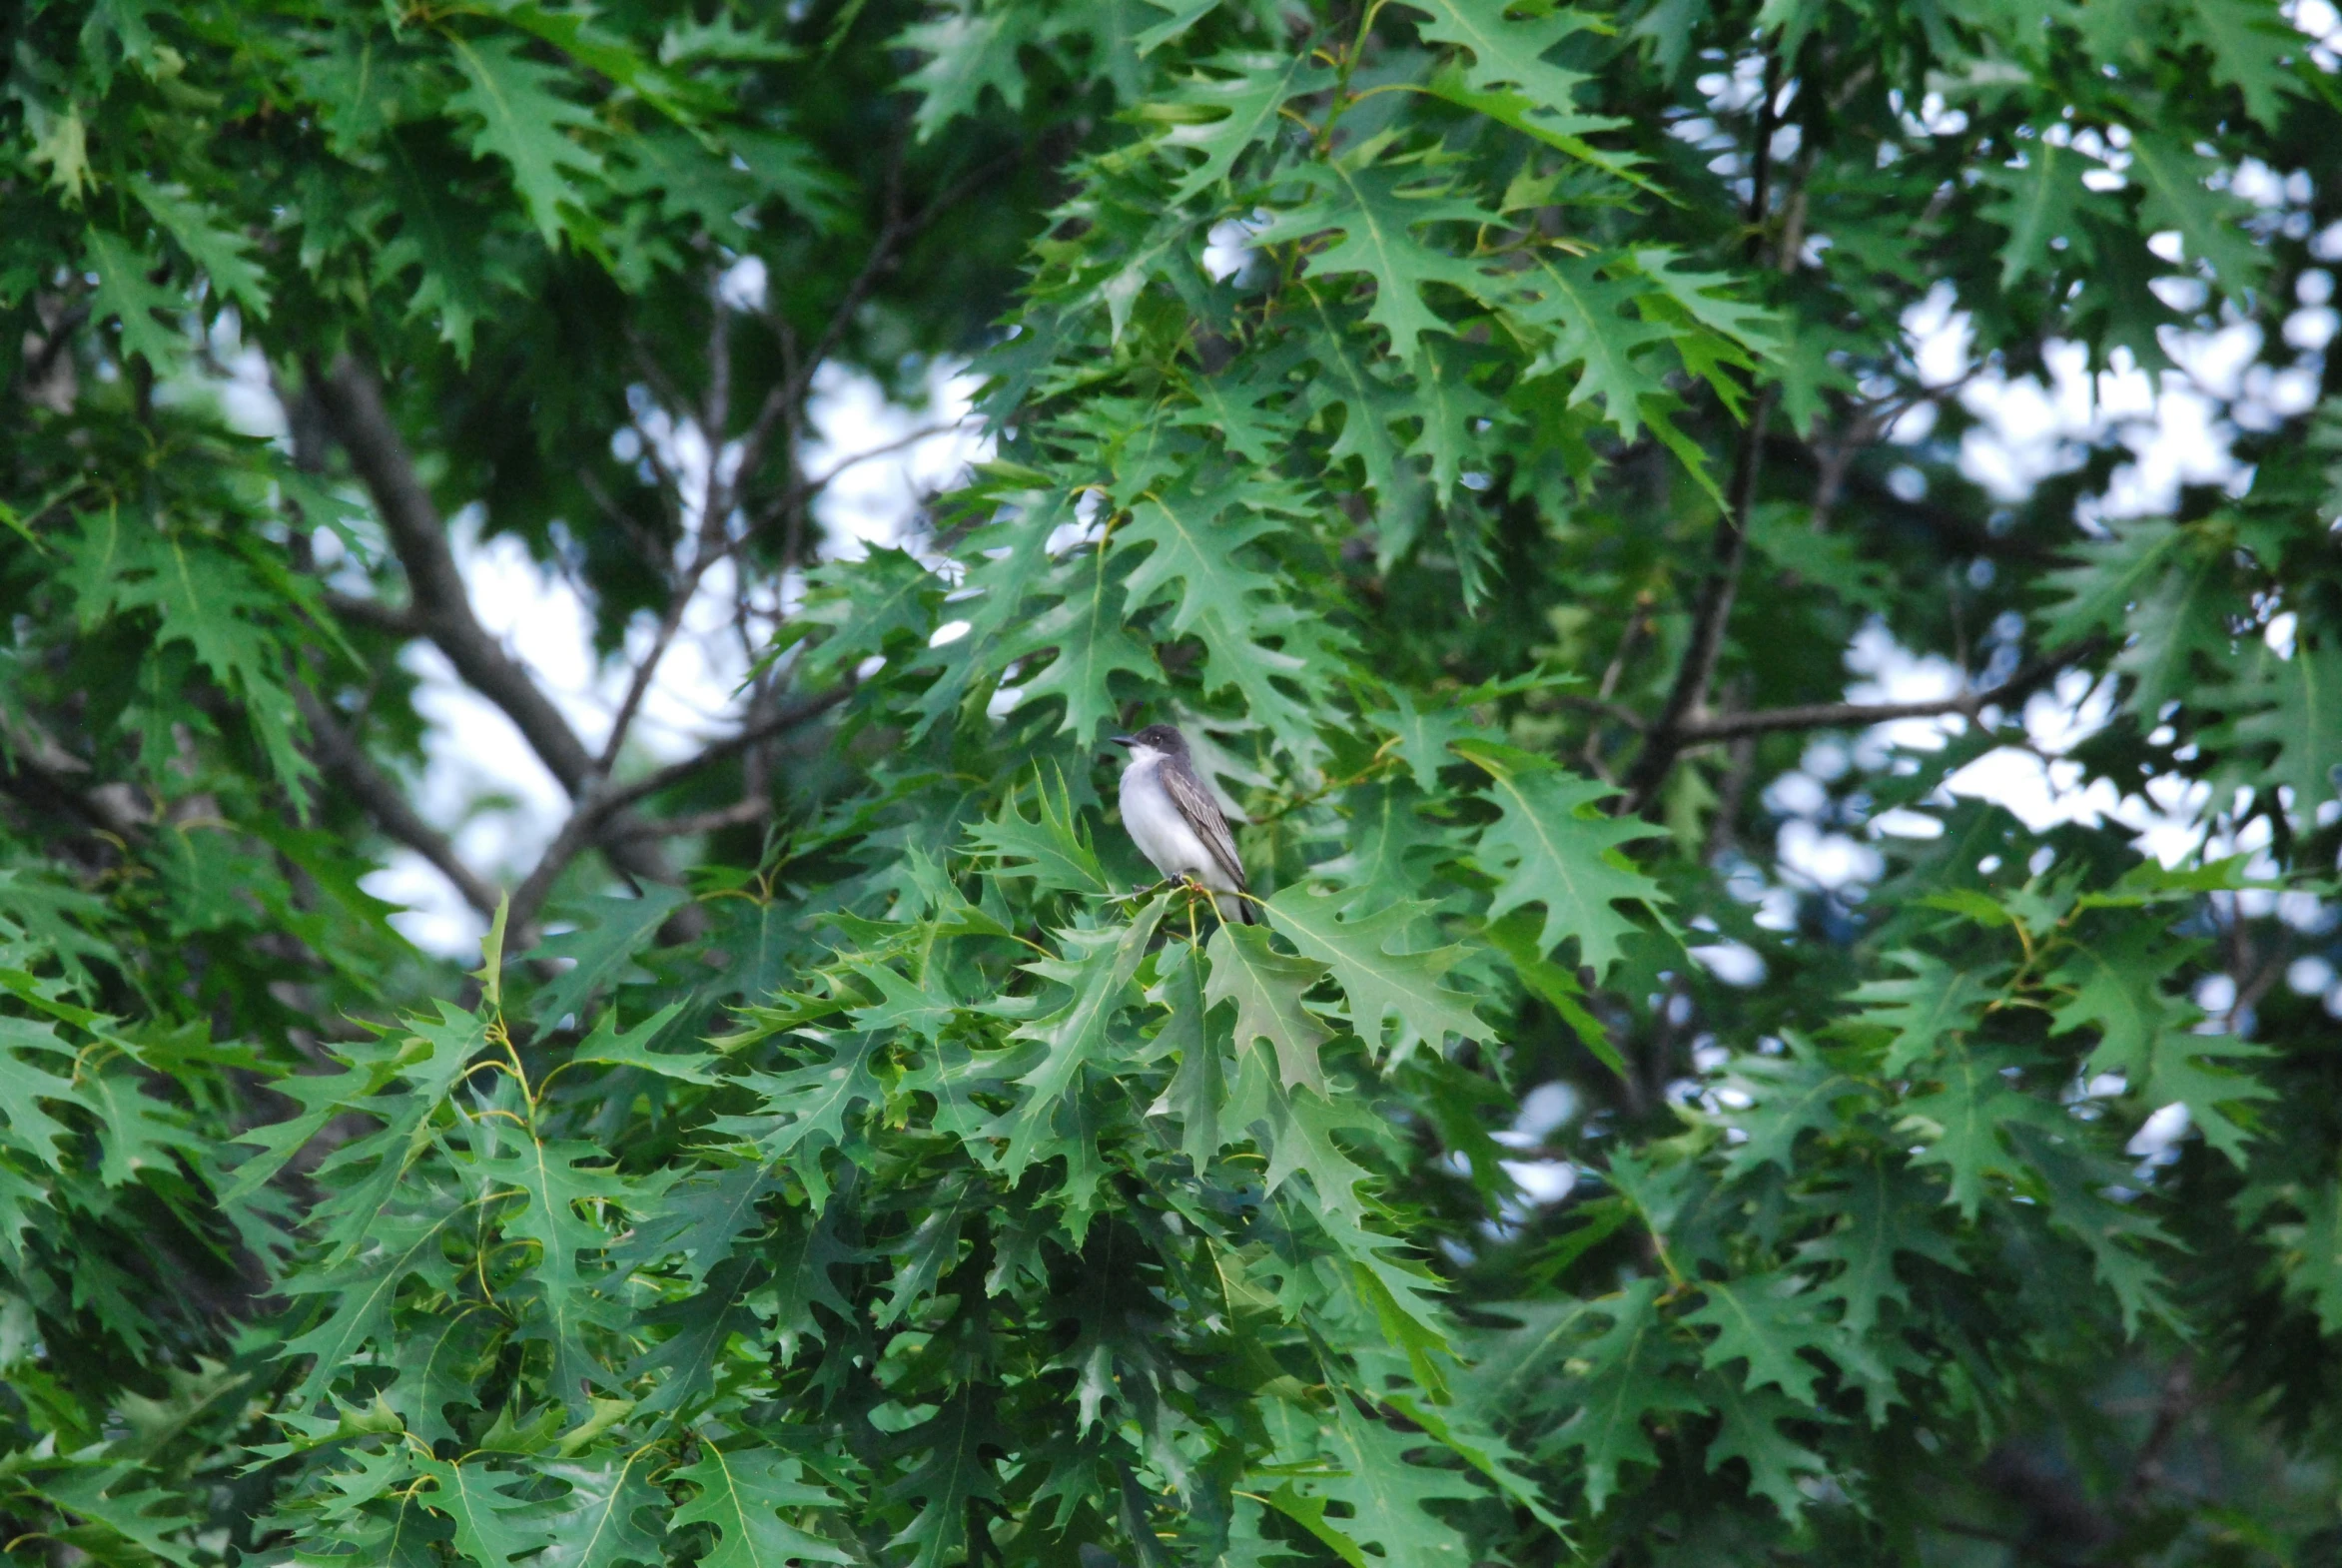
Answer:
[[1120, 752, 1220, 883]]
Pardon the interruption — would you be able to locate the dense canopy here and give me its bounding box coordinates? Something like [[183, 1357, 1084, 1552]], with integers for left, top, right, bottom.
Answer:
[[3, 0, 2341, 1564]]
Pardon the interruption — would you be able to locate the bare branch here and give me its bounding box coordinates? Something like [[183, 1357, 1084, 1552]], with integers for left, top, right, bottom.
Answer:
[[505, 683, 850, 933], [313, 356, 682, 898], [762, 420, 968, 527], [605, 797, 769, 841], [294, 687, 500, 918], [323, 591, 422, 639], [1674, 642, 2096, 743], [1552, 693, 1648, 731], [597, 570, 713, 778], [1618, 387, 1777, 815], [602, 684, 854, 821], [704, 274, 733, 454]]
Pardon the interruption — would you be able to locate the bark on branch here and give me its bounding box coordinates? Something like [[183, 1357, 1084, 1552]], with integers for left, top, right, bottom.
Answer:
[[294, 687, 500, 919], [313, 356, 682, 898], [1674, 644, 2095, 743]]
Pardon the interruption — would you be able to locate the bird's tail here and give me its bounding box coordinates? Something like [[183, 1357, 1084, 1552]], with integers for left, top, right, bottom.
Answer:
[[1232, 891, 1257, 925]]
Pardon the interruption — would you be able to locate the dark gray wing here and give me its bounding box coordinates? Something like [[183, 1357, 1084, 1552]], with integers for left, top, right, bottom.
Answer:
[[1160, 754, 1247, 892]]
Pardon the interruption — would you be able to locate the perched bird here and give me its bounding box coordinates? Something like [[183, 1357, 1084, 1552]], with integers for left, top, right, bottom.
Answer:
[[1110, 723, 1254, 923]]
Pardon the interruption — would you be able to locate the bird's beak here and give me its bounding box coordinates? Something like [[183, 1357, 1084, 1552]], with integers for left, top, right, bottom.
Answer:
[[1110, 734, 1137, 748]]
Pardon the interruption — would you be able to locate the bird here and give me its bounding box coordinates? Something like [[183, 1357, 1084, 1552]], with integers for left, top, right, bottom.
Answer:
[[1110, 723, 1255, 923]]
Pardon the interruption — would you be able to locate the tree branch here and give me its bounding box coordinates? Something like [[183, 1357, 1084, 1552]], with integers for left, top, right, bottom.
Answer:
[[294, 687, 500, 918], [758, 420, 970, 530], [313, 355, 682, 898], [605, 797, 770, 841], [504, 683, 850, 934], [323, 591, 422, 638], [1673, 642, 2097, 743], [1618, 387, 1777, 815]]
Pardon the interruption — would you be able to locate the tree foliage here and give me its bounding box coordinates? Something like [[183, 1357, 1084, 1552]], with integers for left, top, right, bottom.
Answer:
[[3, 0, 2342, 1564]]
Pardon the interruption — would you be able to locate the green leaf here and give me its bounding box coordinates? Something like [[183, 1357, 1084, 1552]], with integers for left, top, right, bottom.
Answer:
[[1205, 920, 1335, 1095], [1269, 1396, 1481, 1568], [2040, 517, 2196, 647], [415, 1457, 556, 1567], [1715, 1034, 1869, 1177], [625, 1252, 761, 1415], [964, 774, 1118, 897], [1548, 1279, 1702, 1513], [715, 1033, 884, 1208], [474, 1132, 630, 1408], [2228, 640, 2342, 813], [445, 34, 604, 245], [1629, 247, 1779, 353], [1512, 255, 1676, 439], [2005, 1122, 2181, 1333], [673, 1445, 846, 1568], [1684, 1272, 1826, 1402], [1302, 291, 1419, 502], [1004, 551, 1157, 745], [994, 899, 1167, 1178], [1115, 473, 1334, 747], [2048, 922, 2177, 1080], [1797, 1160, 1964, 1335], [894, 6, 1036, 140], [375, 150, 521, 359], [24, 1464, 199, 1568], [1145, 942, 1224, 1165], [1896, 1042, 2050, 1219], [280, 1198, 468, 1404], [568, 1003, 712, 1083], [1847, 951, 1992, 1075], [526, 889, 690, 1026], [2116, 548, 2234, 719], [1263, 883, 1484, 1061], [615, 1162, 779, 1283], [882, 1392, 1006, 1568], [2128, 133, 2266, 290], [846, 960, 957, 1044], [1455, 741, 1667, 977], [1702, 1376, 1827, 1520], [1393, 0, 1617, 136], [1157, 50, 1336, 201], [2187, 0, 2304, 128], [127, 175, 271, 318], [534, 1454, 665, 1568], [2270, 1178, 2342, 1334], [83, 228, 187, 369], [0, 1016, 89, 1171], [1981, 140, 2098, 288], [1251, 156, 1503, 361]]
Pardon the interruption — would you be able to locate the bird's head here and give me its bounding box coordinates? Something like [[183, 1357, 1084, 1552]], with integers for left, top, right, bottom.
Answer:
[[1110, 722, 1188, 758]]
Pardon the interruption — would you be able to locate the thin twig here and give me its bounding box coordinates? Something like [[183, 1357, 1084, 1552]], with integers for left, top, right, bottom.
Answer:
[[1553, 693, 1649, 731], [504, 684, 850, 934], [1618, 387, 1777, 815], [604, 797, 771, 841], [1673, 642, 2096, 742]]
